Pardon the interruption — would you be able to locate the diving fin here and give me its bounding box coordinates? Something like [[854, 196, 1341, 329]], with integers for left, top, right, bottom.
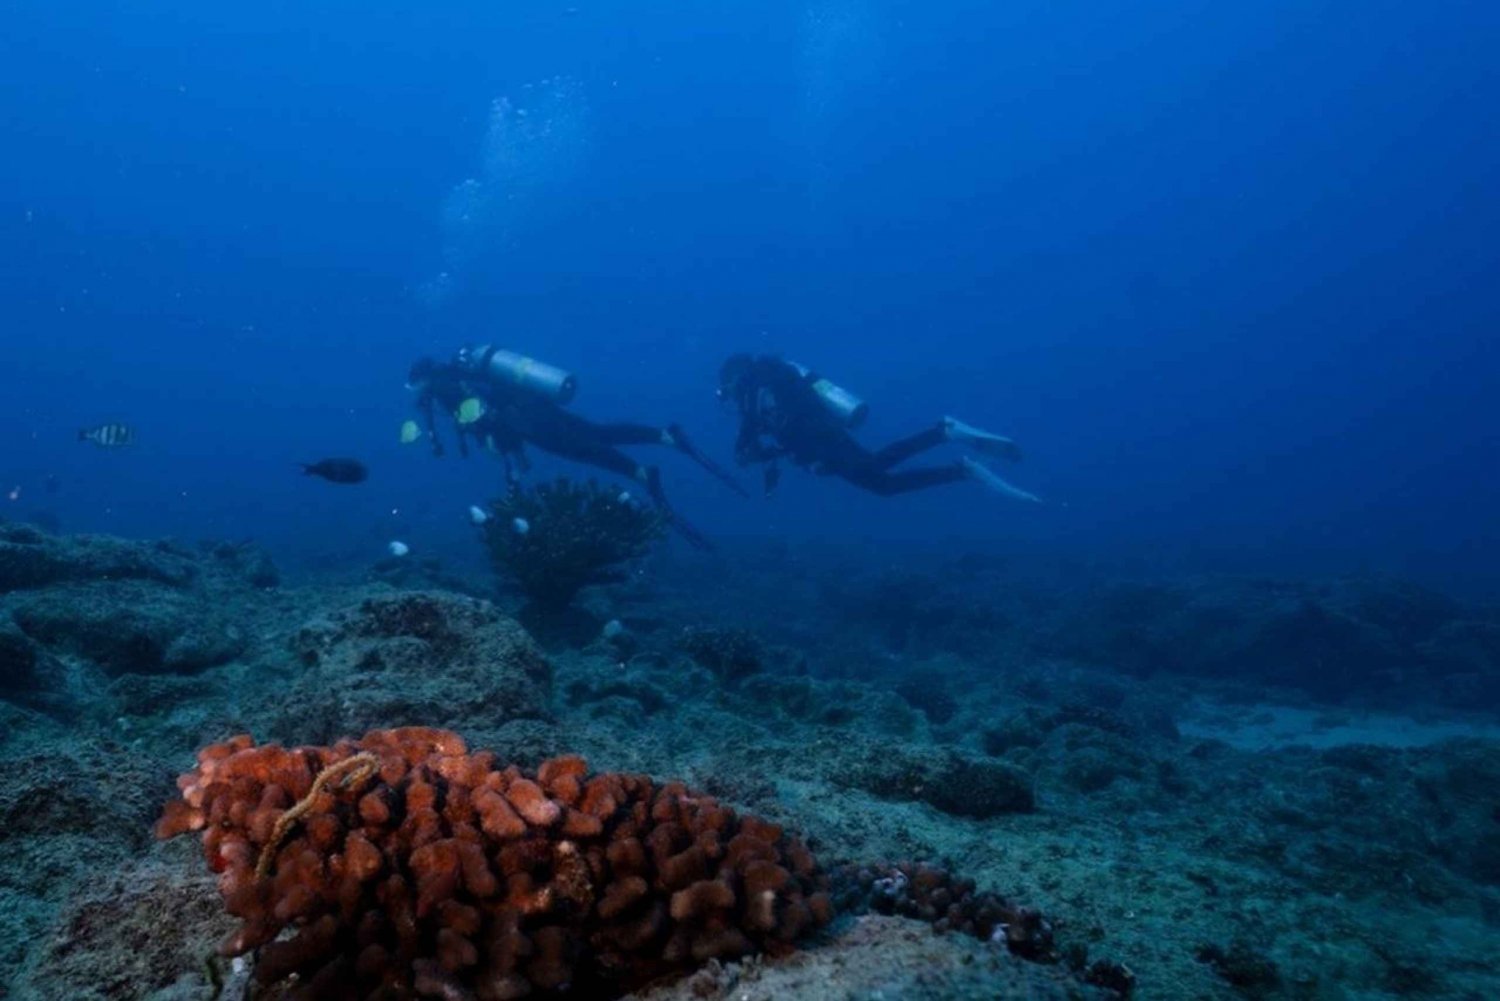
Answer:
[[961, 456, 1042, 503], [665, 423, 751, 498], [944, 416, 1022, 462]]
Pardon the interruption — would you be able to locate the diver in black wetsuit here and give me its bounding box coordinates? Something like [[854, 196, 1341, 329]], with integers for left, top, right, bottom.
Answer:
[[717, 353, 1040, 502], [406, 356, 483, 458], [409, 348, 746, 547]]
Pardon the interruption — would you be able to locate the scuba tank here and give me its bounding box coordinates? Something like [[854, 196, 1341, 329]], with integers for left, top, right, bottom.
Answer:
[[463, 345, 578, 405], [788, 361, 869, 428]]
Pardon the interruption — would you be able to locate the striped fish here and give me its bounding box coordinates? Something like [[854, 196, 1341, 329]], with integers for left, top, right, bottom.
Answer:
[[78, 423, 135, 447]]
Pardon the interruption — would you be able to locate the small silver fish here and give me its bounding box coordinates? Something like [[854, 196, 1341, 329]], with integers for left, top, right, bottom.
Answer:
[[78, 423, 134, 448], [388, 541, 410, 557], [511, 517, 530, 536], [468, 505, 490, 526]]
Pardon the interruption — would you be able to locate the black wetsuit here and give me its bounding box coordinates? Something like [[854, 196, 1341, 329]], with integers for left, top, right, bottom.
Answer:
[[729, 356, 965, 497], [481, 388, 667, 494], [413, 365, 480, 458]]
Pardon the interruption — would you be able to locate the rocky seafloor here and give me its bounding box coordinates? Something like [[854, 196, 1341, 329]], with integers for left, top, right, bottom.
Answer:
[[3, 520, 1499, 1000]]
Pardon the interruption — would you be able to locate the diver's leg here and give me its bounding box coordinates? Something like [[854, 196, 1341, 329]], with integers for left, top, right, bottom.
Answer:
[[646, 469, 712, 550], [590, 422, 667, 446], [590, 448, 718, 549], [869, 425, 948, 470], [589, 419, 749, 498], [841, 463, 970, 497], [529, 430, 713, 547], [662, 422, 750, 498], [520, 408, 643, 478], [552, 440, 645, 483]]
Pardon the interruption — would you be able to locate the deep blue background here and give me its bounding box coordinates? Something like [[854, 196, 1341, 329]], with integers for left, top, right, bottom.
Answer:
[[3, 1, 1497, 591]]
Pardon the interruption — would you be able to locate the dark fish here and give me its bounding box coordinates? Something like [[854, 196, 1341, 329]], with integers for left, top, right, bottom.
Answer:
[[79, 423, 134, 447], [300, 458, 369, 484]]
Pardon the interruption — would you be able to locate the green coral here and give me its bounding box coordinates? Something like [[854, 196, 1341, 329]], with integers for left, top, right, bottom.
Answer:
[[482, 478, 666, 611]]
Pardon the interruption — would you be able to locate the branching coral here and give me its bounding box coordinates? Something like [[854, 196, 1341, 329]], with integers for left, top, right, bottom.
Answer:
[[481, 479, 665, 611], [158, 727, 830, 998]]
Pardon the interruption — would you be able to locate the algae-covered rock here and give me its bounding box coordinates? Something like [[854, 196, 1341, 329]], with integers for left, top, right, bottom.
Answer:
[[272, 590, 553, 743], [923, 754, 1037, 818], [843, 744, 1035, 818], [9, 582, 246, 675], [1042, 575, 1500, 706], [0, 525, 198, 593], [0, 624, 41, 694], [16, 866, 235, 1001], [1052, 729, 1149, 793], [1411, 740, 1500, 884], [982, 708, 1052, 756], [627, 914, 1115, 1001], [198, 538, 281, 589], [677, 624, 769, 681], [1194, 939, 1280, 995]]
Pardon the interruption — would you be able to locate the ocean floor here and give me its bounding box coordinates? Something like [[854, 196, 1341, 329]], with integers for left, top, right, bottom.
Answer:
[[2, 523, 1499, 1000]]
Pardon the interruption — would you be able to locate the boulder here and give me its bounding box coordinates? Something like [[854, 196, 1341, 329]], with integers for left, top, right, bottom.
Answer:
[[0, 525, 197, 593], [9, 582, 246, 676], [1042, 575, 1496, 705], [270, 590, 553, 743]]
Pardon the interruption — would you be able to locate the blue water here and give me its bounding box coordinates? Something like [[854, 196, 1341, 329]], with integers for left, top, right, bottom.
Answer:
[[3, 1, 1497, 591]]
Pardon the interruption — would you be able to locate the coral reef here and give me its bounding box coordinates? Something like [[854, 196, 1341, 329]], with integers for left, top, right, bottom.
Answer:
[[7, 534, 1500, 1000], [482, 478, 665, 612], [157, 726, 831, 998]]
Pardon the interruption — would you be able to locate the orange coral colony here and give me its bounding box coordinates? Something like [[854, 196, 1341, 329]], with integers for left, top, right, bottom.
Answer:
[[158, 726, 831, 998]]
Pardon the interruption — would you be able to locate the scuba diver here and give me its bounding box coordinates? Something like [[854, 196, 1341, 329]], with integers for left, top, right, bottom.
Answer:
[[717, 353, 1041, 502], [405, 355, 484, 458], [406, 346, 747, 547]]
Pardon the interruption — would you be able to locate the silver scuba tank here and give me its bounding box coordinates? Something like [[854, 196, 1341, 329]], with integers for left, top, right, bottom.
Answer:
[[788, 361, 869, 428], [468, 345, 578, 405]]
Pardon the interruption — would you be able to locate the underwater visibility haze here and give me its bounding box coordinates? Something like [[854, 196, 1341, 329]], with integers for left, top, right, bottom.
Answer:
[[2, 1, 1500, 999]]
